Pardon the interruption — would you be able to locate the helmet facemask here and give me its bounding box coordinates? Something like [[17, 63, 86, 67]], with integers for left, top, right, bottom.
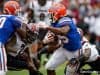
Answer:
[[49, 12, 57, 23], [15, 8, 22, 16]]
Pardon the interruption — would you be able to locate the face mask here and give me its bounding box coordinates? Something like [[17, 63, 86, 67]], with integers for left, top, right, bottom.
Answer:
[[48, 13, 56, 23]]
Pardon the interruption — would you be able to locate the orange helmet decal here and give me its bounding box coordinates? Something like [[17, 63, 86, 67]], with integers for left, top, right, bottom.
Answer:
[[48, 3, 66, 21], [4, 1, 20, 15]]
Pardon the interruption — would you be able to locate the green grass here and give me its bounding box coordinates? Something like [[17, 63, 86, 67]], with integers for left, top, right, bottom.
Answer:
[[7, 54, 65, 75], [7, 63, 65, 75], [7, 70, 29, 75], [7, 54, 98, 75], [7, 64, 97, 75]]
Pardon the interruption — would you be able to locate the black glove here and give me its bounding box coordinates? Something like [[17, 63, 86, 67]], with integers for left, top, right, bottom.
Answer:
[[69, 58, 79, 65]]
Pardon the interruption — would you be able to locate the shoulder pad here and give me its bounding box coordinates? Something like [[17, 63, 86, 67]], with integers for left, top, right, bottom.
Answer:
[[58, 17, 72, 24]]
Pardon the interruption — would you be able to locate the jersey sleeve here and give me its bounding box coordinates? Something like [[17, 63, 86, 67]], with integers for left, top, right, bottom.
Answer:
[[10, 16, 22, 29], [58, 17, 73, 27]]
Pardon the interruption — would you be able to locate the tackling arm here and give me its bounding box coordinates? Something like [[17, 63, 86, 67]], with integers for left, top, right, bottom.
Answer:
[[46, 25, 70, 35], [16, 29, 26, 39]]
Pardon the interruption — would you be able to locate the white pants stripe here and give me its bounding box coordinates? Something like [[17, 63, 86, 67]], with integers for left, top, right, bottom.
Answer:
[[0, 43, 7, 72]]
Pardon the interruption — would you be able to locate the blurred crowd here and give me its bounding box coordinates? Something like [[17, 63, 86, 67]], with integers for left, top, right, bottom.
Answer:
[[0, 0, 100, 48]]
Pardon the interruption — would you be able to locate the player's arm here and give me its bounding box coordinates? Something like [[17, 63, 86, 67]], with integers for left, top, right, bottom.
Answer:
[[46, 25, 70, 35], [37, 19, 71, 35], [6, 34, 17, 53], [16, 27, 26, 39], [12, 16, 27, 39], [6, 46, 17, 53]]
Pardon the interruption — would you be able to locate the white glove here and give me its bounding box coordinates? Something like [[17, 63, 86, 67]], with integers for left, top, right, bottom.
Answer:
[[27, 23, 39, 32], [27, 22, 49, 31], [37, 21, 49, 29]]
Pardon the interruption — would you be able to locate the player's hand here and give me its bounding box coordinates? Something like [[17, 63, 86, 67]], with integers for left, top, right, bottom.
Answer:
[[69, 58, 79, 65], [37, 21, 49, 29], [27, 23, 39, 32]]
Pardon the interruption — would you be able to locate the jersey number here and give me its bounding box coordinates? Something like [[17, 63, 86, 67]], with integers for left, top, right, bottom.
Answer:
[[0, 17, 6, 28]]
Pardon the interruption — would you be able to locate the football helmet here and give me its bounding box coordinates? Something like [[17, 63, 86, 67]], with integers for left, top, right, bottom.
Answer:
[[3, 1, 20, 15], [48, 3, 66, 22]]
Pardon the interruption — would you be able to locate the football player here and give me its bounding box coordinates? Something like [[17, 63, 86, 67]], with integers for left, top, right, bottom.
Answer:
[[0, 1, 27, 75], [38, 3, 82, 75], [64, 28, 100, 75]]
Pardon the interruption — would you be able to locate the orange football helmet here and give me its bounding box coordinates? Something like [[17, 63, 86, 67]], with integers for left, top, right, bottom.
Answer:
[[3, 1, 20, 15], [48, 3, 66, 22]]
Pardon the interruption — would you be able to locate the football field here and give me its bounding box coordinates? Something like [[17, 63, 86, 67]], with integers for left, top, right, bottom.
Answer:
[[6, 64, 98, 75], [7, 63, 68, 75], [7, 54, 97, 75], [7, 54, 66, 75]]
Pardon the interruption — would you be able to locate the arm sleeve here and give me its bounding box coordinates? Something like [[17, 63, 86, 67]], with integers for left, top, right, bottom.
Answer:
[[58, 17, 72, 27], [11, 16, 22, 29]]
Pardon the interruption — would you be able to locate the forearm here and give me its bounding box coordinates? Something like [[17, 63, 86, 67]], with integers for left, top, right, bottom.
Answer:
[[46, 26, 69, 35], [46, 27, 64, 35], [16, 29, 26, 40], [6, 46, 17, 53], [20, 30, 26, 39]]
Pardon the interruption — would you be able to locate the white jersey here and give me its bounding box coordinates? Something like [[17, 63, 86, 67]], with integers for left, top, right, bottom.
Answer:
[[82, 37, 99, 62], [29, 0, 53, 25]]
